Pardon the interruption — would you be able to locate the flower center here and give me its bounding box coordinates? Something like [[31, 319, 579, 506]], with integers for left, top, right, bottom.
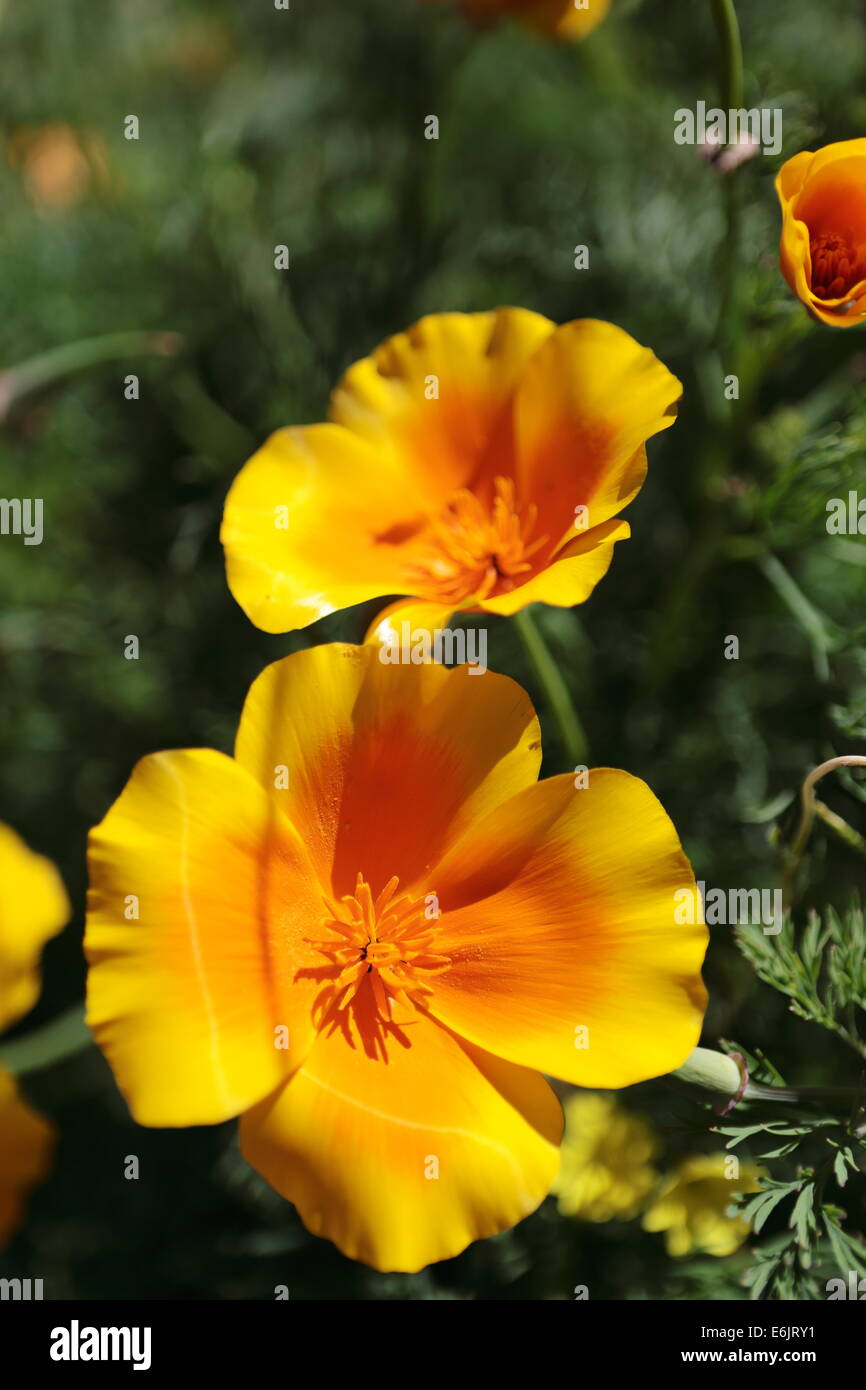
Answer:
[[409, 475, 548, 606], [810, 231, 866, 301], [306, 873, 450, 1025]]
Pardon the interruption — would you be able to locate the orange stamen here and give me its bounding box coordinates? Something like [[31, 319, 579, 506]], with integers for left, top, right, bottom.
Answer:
[[306, 873, 449, 1025], [810, 231, 866, 301], [408, 475, 548, 606]]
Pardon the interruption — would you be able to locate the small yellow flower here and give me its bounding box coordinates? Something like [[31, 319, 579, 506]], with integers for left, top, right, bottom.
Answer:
[[553, 1093, 659, 1222], [642, 1153, 763, 1257]]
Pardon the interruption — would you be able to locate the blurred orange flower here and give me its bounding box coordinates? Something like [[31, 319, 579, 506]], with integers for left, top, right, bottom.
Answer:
[[0, 1069, 54, 1248], [5, 125, 110, 212], [86, 643, 707, 1271], [439, 0, 610, 40], [222, 310, 681, 642], [776, 139, 866, 328], [0, 822, 68, 1246]]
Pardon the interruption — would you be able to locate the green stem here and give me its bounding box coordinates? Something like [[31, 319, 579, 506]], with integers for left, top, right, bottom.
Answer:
[[166, 369, 256, 467], [814, 799, 866, 859], [0, 1005, 92, 1076], [709, 0, 744, 113], [718, 172, 742, 357], [758, 553, 833, 682], [0, 330, 182, 421], [783, 755, 866, 908], [651, 2, 746, 688], [710, 0, 745, 355], [512, 608, 588, 768]]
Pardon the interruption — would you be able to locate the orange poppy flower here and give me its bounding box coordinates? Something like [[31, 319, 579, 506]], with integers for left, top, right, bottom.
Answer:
[[0, 1068, 54, 1247], [776, 139, 866, 327], [0, 822, 68, 1246], [86, 644, 707, 1272], [436, 0, 610, 40], [221, 310, 681, 642]]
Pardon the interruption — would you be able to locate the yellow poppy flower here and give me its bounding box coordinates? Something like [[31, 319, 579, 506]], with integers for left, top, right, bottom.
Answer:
[[776, 139, 866, 327], [437, 0, 610, 40], [85, 644, 707, 1272], [553, 1093, 659, 1222], [0, 1067, 54, 1247], [0, 822, 68, 1248], [642, 1154, 763, 1258], [221, 310, 681, 641], [0, 822, 69, 1035]]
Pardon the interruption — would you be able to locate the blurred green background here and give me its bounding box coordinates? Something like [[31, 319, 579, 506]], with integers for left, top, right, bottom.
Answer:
[[2, 0, 866, 1299]]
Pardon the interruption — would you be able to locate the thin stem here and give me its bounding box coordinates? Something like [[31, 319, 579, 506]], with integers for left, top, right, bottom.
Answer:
[[0, 331, 182, 421], [166, 369, 256, 467], [814, 799, 866, 859], [0, 1005, 92, 1076], [709, 0, 744, 113], [651, 1, 746, 689], [783, 756, 866, 908], [709, 0, 744, 355], [512, 608, 588, 768], [758, 553, 833, 682], [717, 172, 741, 356], [742, 1081, 866, 1104]]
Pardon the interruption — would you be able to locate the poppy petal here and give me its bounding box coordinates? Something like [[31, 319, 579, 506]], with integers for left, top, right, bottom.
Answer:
[[233, 644, 542, 896], [86, 749, 323, 1126], [0, 1068, 53, 1249], [240, 995, 562, 1272], [513, 319, 681, 548], [222, 424, 422, 634], [330, 308, 555, 503], [427, 770, 707, 1088], [363, 597, 467, 646], [480, 518, 630, 615], [0, 823, 69, 1034]]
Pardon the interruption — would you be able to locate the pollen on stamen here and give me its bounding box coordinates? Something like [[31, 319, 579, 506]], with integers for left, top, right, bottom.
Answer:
[[306, 872, 450, 1025], [407, 475, 549, 606]]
